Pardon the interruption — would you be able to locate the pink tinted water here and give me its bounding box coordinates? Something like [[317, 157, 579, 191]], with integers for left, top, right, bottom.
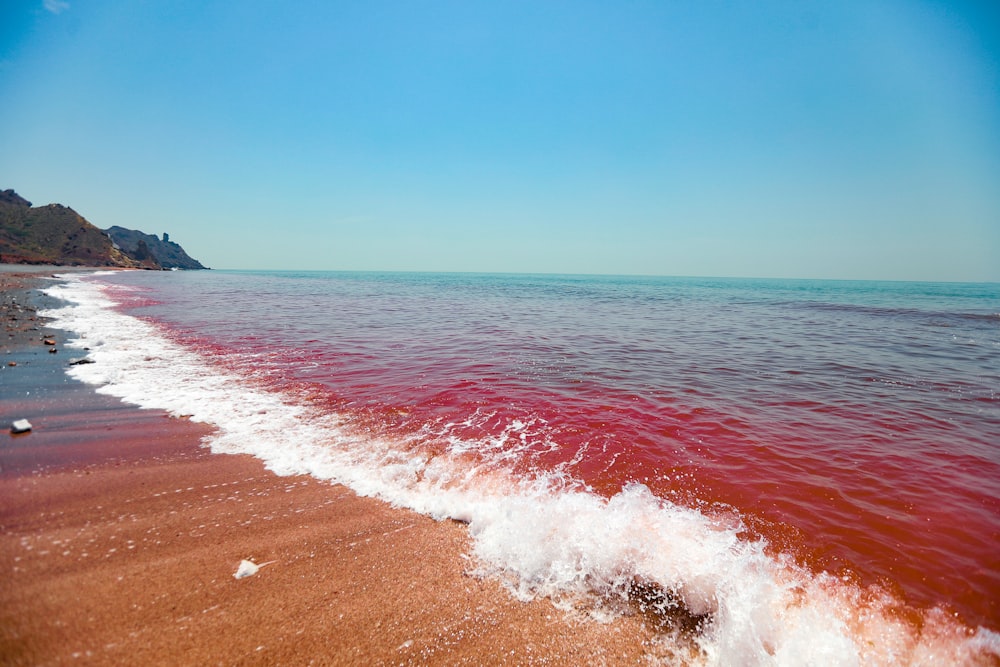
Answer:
[[101, 271, 1000, 629]]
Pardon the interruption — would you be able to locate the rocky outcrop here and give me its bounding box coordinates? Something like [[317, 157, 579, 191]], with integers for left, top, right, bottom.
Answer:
[[0, 189, 206, 269], [105, 226, 207, 270], [0, 189, 32, 207]]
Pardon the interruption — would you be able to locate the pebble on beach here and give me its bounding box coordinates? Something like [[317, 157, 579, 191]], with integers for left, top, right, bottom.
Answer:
[[11, 419, 33, 434]]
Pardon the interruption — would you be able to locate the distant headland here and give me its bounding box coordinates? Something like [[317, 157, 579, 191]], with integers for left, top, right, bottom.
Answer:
[[0, 189, 208, 270]]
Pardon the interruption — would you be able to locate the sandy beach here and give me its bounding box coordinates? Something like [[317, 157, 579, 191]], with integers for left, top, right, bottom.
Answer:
[[0, 270, 670, 666]]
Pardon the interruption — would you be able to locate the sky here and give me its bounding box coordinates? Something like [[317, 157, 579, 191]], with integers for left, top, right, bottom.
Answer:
[[1, 1, 998, 280]]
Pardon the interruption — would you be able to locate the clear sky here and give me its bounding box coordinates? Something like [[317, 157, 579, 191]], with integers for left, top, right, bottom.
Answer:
[[2, 1, 998, 280]]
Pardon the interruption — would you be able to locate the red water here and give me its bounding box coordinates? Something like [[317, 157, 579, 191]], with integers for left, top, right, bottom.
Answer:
[[299, 372, 1000, 629], [100, 271, 1000, 630]]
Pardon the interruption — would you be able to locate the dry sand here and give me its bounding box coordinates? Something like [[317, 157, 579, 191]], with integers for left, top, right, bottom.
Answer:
[[1, 270, 682, 666]]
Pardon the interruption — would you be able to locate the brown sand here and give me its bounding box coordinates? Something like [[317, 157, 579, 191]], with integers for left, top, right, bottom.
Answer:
[[1, 271, 684, 665]]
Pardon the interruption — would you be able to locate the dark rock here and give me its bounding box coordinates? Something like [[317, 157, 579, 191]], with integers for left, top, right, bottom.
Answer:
[[105, 225, 207, 269], [0, 189, 31, 207]]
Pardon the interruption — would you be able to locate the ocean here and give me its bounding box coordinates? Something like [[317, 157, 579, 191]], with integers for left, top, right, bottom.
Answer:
[[42, 270, 1000, 664]]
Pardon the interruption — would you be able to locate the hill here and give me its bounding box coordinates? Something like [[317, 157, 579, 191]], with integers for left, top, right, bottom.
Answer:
[[105, 227, 206, 270], [0, 189, 206, 269]]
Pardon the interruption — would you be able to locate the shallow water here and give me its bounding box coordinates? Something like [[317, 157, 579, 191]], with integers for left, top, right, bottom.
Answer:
[[43, 270, 1000, 665]]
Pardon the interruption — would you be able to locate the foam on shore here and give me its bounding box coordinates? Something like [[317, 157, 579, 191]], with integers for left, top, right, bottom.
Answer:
[[42, 274, 1000, 666]]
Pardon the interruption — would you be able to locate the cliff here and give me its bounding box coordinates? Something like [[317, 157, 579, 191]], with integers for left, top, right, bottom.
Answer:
[[105, 227, 207, 270], [0, 189, 206, 269]]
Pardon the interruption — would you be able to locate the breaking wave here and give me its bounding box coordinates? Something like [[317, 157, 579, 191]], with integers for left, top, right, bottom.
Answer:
[[41, 274, 999, 666]]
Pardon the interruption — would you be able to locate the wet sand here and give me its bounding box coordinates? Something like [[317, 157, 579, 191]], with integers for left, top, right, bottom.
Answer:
[[1, 270, 675, 666]]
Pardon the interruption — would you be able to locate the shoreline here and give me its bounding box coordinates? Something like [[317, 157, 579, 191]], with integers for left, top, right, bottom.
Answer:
[[1, 271, 669, 665]]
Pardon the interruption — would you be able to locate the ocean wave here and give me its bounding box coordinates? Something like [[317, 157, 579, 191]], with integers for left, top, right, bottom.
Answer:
[[784, 299, 1000, 326], [41, 274, 999, 666]]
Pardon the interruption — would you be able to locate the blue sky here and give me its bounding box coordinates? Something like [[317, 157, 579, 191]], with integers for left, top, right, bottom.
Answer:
[[2, 1, 998, 280]]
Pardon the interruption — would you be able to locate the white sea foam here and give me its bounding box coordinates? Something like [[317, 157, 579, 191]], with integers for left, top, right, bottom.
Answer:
[[41, 275, 999, 666]]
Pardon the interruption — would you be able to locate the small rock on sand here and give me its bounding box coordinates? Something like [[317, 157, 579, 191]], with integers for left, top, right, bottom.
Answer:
[[11, 419, 32, 434]]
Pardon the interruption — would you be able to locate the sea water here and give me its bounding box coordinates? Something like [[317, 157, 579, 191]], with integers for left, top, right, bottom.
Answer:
[[42, 270, 1000, 665]]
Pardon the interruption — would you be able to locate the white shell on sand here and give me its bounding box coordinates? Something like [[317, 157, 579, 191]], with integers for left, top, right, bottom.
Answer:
[[233, 559, 275, 579], [10, 419, 32, 434], [234, 559, 260, 579]]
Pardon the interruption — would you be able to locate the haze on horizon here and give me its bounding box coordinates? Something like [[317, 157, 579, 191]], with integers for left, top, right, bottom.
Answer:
[[1, 1, 998, 282]]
